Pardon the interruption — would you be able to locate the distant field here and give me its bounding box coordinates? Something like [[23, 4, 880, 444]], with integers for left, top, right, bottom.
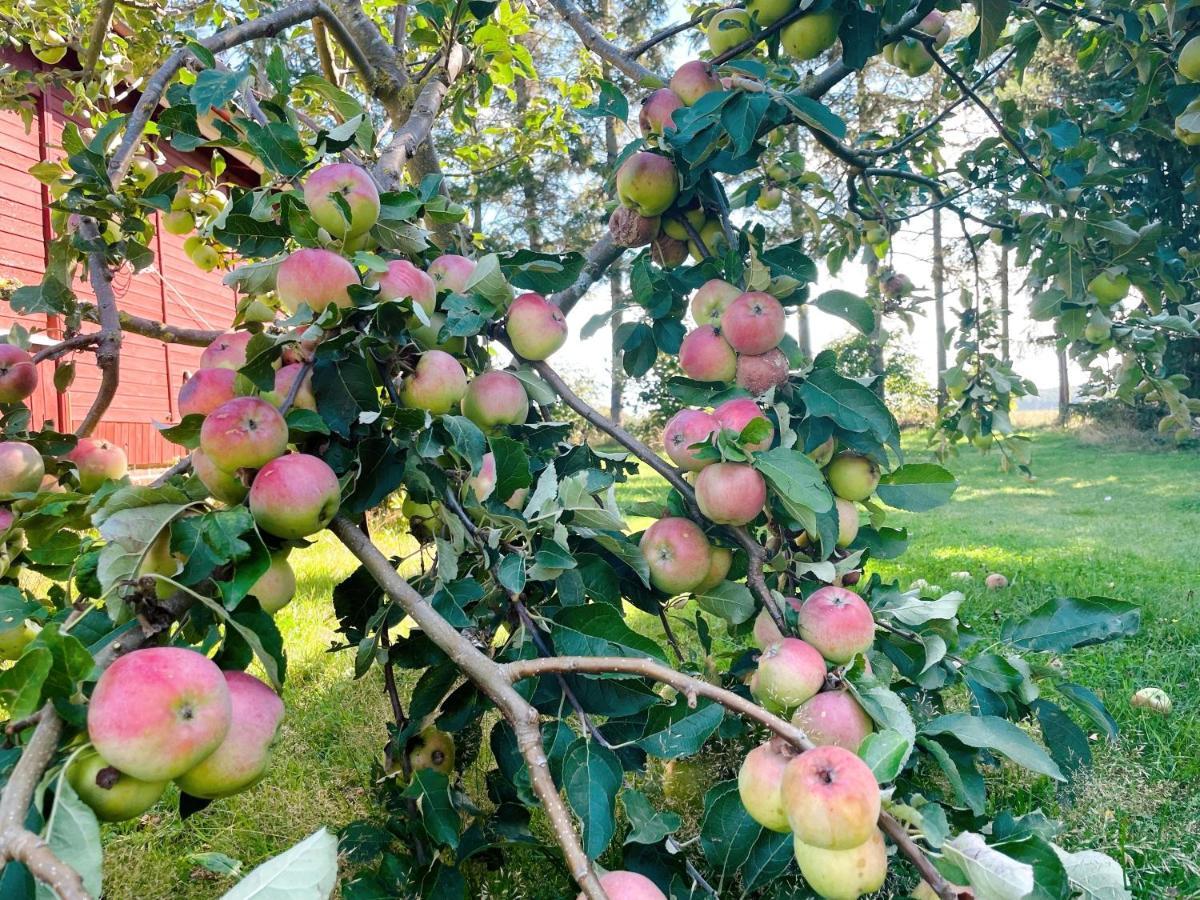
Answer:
[[102, 429, 1200, 898]]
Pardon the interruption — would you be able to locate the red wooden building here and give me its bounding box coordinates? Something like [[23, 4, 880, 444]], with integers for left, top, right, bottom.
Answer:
[[1, 48, 251, 467]]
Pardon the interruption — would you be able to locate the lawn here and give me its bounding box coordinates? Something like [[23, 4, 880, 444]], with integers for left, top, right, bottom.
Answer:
[[100, 429, 1200, 899]]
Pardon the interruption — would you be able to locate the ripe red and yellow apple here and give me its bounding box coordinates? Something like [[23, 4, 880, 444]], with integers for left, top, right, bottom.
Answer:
[[791, 690, 873, 751], [200, 397, 289, 473], [640, 517, 712, 595], [781, 745, 880, 849], [0, 344, 38, 404], [797, 586, 875, 665], [427, 255, 476, 294], [691, 279, 741, 326], [178, 367, 239, 418], [670, 60, 723, 106], [616, 152, 679, 218], [722, 292, 786, 355], [199, 331, 253, 371], [66, 748, 167, 822], [738, 738, 796, 832], [87, 647, 233, 782], [663, 409, 719, 471], [0, 442, 45, 496], [399, 350, 468, 414], [679, 325, 737, 383], [367, 259, 437, 316], [639, 89, 684, 136], [752, 638, 827, 711], [191, 448, 248, 504], [714, 397, 774, 452], [576, 871, 666, 900], [468, 452, 497, 502], [303, 163, 380, 239], [268, 363, 317, 412], [506, 292, 568, 361], [695, 462, 767, 526], [275, 248, 359, 314], [248, 550, 296, 614], [248, 453, 341, 539], [462, 371, 529, 430], [694, 546, 733, 593]]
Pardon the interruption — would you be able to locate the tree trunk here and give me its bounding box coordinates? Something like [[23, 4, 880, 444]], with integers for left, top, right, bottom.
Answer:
[[998, 244, 1011, 362], [932, 209, 947, 409], [1057, 346, 1070, 425]]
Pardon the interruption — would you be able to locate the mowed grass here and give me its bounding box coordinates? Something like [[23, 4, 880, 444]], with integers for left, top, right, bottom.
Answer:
[[99, 430, 1199, 898]]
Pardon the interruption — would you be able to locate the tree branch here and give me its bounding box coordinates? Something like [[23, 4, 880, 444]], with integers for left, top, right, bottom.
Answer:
[[323, 0, 400, 94], [74, 220, 122, 438], [80, 0, 117, 80], [30, 333, 100, 365], [545, 0, 661, 85], [551, 233, 624, 315], [78, 303, 221, 346], [312, 18, 342, 87], [628, 9, 722, 59]]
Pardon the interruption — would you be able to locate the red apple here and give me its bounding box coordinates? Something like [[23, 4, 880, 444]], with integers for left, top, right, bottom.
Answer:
[[713, 397, 774, 452], [462, 371, 529, 430], [248, 453, 341, 539], [199, 397, 289, 473], [468, 452, 497, 502], [367, 259, 437, 316], [670, 60, 723, 106], [791, 690, 873, 751], [0, 442, 45, 496], [616, 152, 679, 218], [576, 871, 666, 900], [721, 292, 786, 355], [276, 248, 359, 314], [781, 745, 880, 849], [691, 279, 742, 325], [175, 670, 284, 799], [662, 409, 719, 472], [269, 363, 317, 412], [191, 448, 248, 504], [303, 163, 380, 238], [66, 748, 167, 822], [0, 344, 38, 403], [506, 292, 568, 361], [199, 332, 253, 370], [738, 738, 797, 832], [679, 326, 737, 382], [87, 647, 233, 782], [736, 348, 790, 395], [248, 550, 296, 614], [694, 546, 733, 592], [695, 461, 766, 525], [639, 517, 712, 595], [399, 350, 468, 414], [752, 637, 826, 711], [797, 586, 875, 664], [67, 438, 128, 492], [640, 88, 685, 136], [178, 368, 239, 418], [427, 254, 476, 294], [0, 507, 13, 533]]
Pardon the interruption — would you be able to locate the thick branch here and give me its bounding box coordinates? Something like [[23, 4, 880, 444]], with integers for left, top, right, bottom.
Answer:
[[315, 3, 379, 89], [312, 18, 341, 86], [551, 233, 624, 314], [545, 0, 661, 85], [3, 828, 89, 900], [80, 0, 117, 79], [79, 303, 221, 346], [75, 221, 122, 438], [329, 517, 607, 899]]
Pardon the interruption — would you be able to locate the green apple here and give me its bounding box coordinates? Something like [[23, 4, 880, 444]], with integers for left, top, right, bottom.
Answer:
[[707, 9, 753, 55], [1088, 270, 1130, 305], [746, 0, 797, 27], [781, 11, 840, 61]]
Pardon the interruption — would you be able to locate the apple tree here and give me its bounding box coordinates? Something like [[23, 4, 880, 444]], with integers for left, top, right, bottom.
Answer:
[[0, 0, 1180, 897]]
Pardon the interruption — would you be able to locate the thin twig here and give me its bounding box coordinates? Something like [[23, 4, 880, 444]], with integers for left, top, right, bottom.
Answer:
[[30, 333, 99, 365]]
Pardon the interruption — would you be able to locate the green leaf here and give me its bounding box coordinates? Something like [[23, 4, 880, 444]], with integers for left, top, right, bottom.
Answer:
[[813, 289, 876, 334], [700, 781, 790, 880], [754, 447, 833, 525], [10, 276, 74, 315], [876, 464, 958, 511], [1032, 699, 1091, 778], [1052, 846, 1131, 900], [622, 789, 680, 845], [1054, 682, 1118, 742], [635, 698, 723, 758], [220, 828, 339, 899], [920, 713, 1065, 781], [35, 768, 101, 900], [489, 436, 533, 501], [778, 93, 846, 139], [1001, 596, 1140, 652], [972, 0, 1011, 59], [577, 79, 628, 121], [799, 367, 900, 454], [918, 736, 985, 815], [403, 770, 460, 848], [190, 66, 247, 114], [943, 832, 1035, 900], [551, 604, 666, 662], [857, 729, 911, 783], [0, 647, 53, 719], [497, 553, 526, 595], [694, 580, 755, 625], [562, 738, 622, 859]]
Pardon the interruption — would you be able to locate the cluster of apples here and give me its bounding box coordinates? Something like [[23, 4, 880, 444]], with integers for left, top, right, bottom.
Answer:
[[883, 10, 951, 77], [161, 181, 231, 272], [740, 587, 885, 899], [705, 1, 841, 61], [679, 278, 789, 395], [69, 646, 283, 821]]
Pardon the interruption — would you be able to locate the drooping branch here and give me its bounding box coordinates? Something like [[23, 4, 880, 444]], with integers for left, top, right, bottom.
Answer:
[[80, 0, 117, 79], [544, 0, 662, 86], [75, 220, 123, 438], [329, 517, 607, 899]]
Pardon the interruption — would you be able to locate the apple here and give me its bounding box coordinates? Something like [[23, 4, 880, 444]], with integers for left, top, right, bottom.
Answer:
[[714, 397, 774, 452], [738, 738, 797, 832], [191, 448, 248, 504], [66, 748, 167, 822], [695, 462, 767, 526], [722, 292, 786, 355], [1088, 270, 1130, 305], [0, 344, 39, 404], [746, 0, 797, 27], [670, 60, 723, 106], [200, 331, 254, 370], [797, 586, 875, 665], [918, 9, 946, 35], [0, 620, 36, 661], [825, 453, 879, 502], [639, 89, 684, 136], [410, 312, 466, 354], [662, 757, 707, 811], [199, 397, 289, 473], [276, 248, 359, 314], [162, 209, 194, 235], [751, 598, 802, 647], [427, 255, 477, 294], [791, 690, 873, 751], [688, 219, 729, 261], [651, 234, 689, 268], [367, 259, 437, 316], [174, 670, 283, 799], [985, 572, 1009, 590], [707, 9, 753, 55], [136, 530, 181, 599], [462, 371, 529, 430], [506, 292, 568, 360], [793, 828, 887, 899], [129, 157, 159, 186], [188, 243, 220, 272], [736, 349, 789, 395], [882, 273, 913, 298], [576, 871, 667, 900], [662, 206, 706, 242], [199, 189, 228, 217], [399, 350, 468, 414], [807, 435, 837, 467], [616, 152, 679, 217], [248, 453, 341, 539], [679, 326, 737, 383], [639, 517, 712, 595], [609, 207, 661, 248], [0, 507, 13, 533], [0, 442, 45, 495], [269, 363, 317, 412], [781, 11, 840, 60], [407, 727, 456, 777], [1180, 34, 1200, 81], [781, 745, 880, 849], [303, 163, 380, 238], [757, 184, 784, 210], [834, 497, 859, 548], [753, 638, 826, 711], [468, 452, 497, 502], [691, 279, 741, 325], [178, 368, 239, 418], [662, 409, 719, 471], [894, 37, 934, 76], [694, 546, 733, 593], [248, 550, 296, 614], [87, 647, 232, 781]]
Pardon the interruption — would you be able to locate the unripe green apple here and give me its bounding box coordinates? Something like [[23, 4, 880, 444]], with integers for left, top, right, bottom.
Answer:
[[694, 546, 733, 593], [688, 219, 729, 260], [1088, 270, 1130, 305], [67, 748, 167, 822], [0, 441, 45, 496], [191, 448, 248, 505], [793, 828, 887, 899], [1084, 309, 1112, 344], [894, 37, 934, 76], [0, 620, 36, 660], [248, 550, 296, 614], [746, 0, 797, 27], [757, 184, 784, 210], [663, 206, 707, 242], [162, 209, 194, 235], [707, 9, 753, 55], [781, 11, 840, 61], [834, 497, 859, 548], [1180, 35, 1200, 81], [825, 453, 879, 502], [407, 727, 455, 776], [188, 242, 220, 272], [128, 157, 159, 187]]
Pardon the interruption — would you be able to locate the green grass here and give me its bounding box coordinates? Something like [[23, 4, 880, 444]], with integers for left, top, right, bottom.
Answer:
[[100, 430, 1199, 898]]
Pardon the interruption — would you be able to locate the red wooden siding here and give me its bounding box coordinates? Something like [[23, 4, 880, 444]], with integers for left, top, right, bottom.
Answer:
[[0, 48, 246, 467]]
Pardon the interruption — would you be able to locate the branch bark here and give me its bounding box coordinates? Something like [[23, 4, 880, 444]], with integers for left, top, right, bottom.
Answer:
[[74, 220, 122, 438], [544, 0, 661, 86], [551, 233, 624, 315], [80, 0, 117, 80]]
